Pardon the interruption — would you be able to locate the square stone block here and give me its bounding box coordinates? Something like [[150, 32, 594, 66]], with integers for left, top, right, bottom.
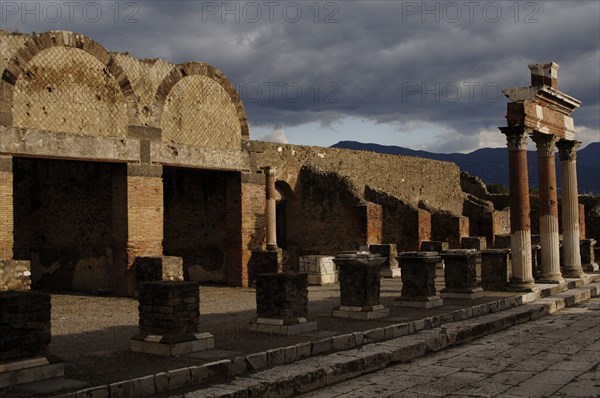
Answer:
[[441, 249, 482, 298], [248, 318, 317, 336], [461, 237, 487, 250], [397, 251, 441, 300], [332, 305, 389, 320], [481, 249, 511, 291], [420, 241, 449, 252], [255, 272, 308, 319], [334, 258, 382, 308], [299, 256, 337, 285]]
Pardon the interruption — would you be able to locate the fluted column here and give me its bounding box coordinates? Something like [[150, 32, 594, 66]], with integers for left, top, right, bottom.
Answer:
[[531, 133, 564, 283], [264, 166, 278, 251], [557, 140, 585, 277], [501, 127, 536, 291]]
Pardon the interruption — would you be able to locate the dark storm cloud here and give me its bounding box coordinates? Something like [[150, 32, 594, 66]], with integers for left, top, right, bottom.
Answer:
[[4, 0, 599, 148]]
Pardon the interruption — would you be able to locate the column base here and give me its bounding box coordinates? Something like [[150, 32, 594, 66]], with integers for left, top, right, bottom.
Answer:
[[393, 296, 443, 309], [506, 278, 539, 292], [249, 317, 317, 336], [332, 305, 389, 320], [0, 356, 64, 389], [562, 267, 586, 278], [536, 274, 565, 284], [440, 287, 484, 299], [131, 332, 214, 356]]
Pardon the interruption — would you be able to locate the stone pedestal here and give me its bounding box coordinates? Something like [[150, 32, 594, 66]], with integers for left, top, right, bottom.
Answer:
[[440, 250, 484, 299], [131, 281, 214, 356], [461, 237, 487, 251], [332, 253, 389, 320], [480, 249, 511, 291], [580, 239, 599, 272], [369, 244, 401, 278], [299, 255, 337, 285], [249, 272, 317, 335], [0, 291, 63, 388], [394, 252, 443, 308]]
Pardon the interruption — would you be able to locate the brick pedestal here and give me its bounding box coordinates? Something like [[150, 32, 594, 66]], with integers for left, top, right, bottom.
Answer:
[[0, 291, 63, 388], [332, 253, 389, 320], [481, 249, 511, 291], [580, 239, 599, 272], [299, 255, 337, 285], [394, 252, 443, 308], [440, 250, 483, 299], [131, 281, 213, 356], [249, 272, 316, 335], [369, 244, 401, 278]]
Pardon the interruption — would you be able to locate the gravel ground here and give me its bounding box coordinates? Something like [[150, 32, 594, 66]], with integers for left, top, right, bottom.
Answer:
[[3, 280, 512, 397]]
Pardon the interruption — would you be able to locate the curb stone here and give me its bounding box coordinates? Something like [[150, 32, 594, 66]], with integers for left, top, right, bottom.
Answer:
[[53, 276, 599, 398]]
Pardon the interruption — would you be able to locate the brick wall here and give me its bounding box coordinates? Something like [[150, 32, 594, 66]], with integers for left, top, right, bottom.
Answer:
[[112, 164, 164, 295]]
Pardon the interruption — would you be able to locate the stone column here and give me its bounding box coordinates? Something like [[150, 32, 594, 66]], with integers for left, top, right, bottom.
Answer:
[[264, 167, 278, 251], [501, 127, 536, 291], [0, 155, 13, 260], [531, 133, 563, 283], [556, 140, 585, 277]]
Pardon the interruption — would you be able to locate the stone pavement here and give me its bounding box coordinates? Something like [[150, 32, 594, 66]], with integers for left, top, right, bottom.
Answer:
[[299, 296, 600, 397], [3, 276, 599, 397], [158, 280, 599, 398]]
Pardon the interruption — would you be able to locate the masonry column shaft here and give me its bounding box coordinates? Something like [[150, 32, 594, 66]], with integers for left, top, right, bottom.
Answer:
[[502, 128, 536, 291], [531, 133, 563, 283], [264, 167, 278, 251], [557, 140, 585, 277]]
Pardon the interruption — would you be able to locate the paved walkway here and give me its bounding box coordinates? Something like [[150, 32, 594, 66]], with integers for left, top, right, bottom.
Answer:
[[300, 297, 600, 398]]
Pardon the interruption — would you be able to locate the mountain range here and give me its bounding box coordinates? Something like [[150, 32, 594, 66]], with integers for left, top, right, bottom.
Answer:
[[331, 141, 600, 194]]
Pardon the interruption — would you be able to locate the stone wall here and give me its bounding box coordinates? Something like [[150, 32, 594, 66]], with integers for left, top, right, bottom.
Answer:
[[0, 260, 31, 291], [249, 141, 464, 215]]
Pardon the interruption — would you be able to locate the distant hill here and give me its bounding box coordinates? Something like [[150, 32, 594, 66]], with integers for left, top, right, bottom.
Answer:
[[331, 141, 600, 194]]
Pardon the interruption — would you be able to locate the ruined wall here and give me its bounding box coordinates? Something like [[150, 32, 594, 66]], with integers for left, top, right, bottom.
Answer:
[[163, 168, 241, 283], [242, 141, 465, 262], [13, 158, 114, 292], [248, 141, 465, 215]]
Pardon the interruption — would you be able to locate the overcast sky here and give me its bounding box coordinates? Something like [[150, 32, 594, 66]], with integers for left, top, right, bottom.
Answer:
[[3, 0, 599, 152]]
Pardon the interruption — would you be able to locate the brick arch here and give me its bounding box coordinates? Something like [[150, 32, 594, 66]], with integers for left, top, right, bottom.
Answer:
[[0, 30, 139, 129], [152, 61, 249, 144]]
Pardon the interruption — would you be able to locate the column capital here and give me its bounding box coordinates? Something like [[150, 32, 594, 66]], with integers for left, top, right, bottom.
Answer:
[[531, 133, 559, 157], [556, 140, 581, 162], [261, 166, 276, 176], [500, 127, 529, 150]]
